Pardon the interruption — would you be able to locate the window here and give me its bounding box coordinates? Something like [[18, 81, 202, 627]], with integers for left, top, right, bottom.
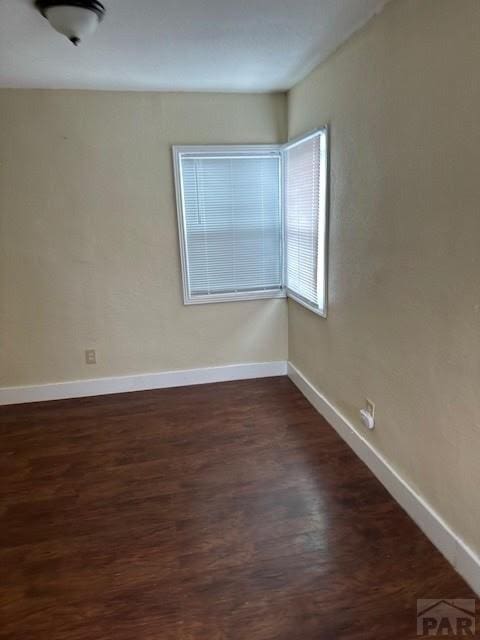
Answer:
[[173, 146, 284, 304], [284, 129, 329, 316], [173, 130, 329, 313]]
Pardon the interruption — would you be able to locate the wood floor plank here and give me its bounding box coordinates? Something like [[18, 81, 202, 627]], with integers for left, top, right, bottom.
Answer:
[[0, 377, 475, 639]]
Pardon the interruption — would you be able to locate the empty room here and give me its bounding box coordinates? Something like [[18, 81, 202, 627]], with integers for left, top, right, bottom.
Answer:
[[1, 0, 479, 638]]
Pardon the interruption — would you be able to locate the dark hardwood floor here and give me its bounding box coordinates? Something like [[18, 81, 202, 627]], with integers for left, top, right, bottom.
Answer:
[[0, 377, 475, 639]]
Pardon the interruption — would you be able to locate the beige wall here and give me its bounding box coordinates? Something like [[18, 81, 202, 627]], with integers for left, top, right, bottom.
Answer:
[[0, 90, 287, 386], [288, 0, 480, 555]]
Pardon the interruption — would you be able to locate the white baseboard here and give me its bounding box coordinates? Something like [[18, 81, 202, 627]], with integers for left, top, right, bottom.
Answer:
[[0, 361, 287, 406], [287, 361, 480, 596]]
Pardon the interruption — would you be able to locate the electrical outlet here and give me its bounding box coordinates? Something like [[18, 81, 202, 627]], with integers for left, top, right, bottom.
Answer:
[[360, 398, 376, 431], [366, 398, 375, 418], [85, 349, 96, 365]]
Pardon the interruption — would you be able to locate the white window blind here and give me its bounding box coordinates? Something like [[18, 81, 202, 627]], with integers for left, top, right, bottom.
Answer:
[[284, 129, 328, 316], [175, 148, 284, 304]]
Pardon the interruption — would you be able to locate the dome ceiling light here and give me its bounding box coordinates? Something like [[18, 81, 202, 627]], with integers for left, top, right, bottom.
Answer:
[[35, 0, 106, 46]]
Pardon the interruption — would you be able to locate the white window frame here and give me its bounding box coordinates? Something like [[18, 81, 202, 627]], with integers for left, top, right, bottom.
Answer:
[[282, 126, 330, 318], [172, 132, 329, 311], [172, 144, 286, 305]]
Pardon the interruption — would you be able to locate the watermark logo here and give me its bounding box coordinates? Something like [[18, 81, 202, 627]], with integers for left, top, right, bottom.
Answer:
[[417, 599, 476, 636]]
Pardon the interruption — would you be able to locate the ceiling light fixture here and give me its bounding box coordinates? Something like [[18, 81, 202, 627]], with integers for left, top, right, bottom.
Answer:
[[35, 0, 106, 46]]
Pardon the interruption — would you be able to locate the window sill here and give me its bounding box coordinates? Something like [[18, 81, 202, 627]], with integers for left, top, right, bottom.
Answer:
[[184, 290, 287, 305], [287, 291, 327, 318]]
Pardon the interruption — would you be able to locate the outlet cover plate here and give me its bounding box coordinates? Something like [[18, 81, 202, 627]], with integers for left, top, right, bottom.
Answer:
[[85, 349, 96, 365], [366, 398, 375, 417]]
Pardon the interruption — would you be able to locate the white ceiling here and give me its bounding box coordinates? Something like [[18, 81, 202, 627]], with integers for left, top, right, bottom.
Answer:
[[0, 0, 389, 92]]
